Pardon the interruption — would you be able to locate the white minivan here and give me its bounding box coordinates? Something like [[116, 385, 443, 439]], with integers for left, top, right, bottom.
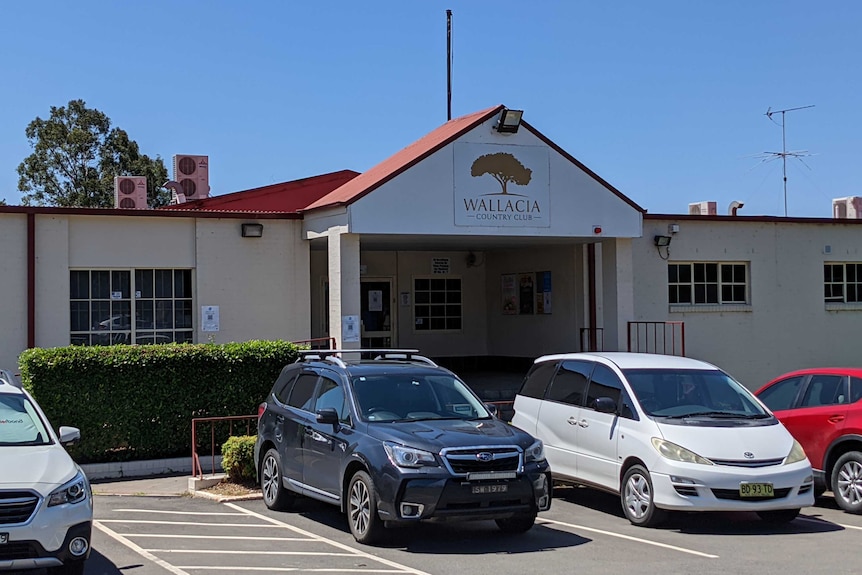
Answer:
[[511, 353, 815, 526]]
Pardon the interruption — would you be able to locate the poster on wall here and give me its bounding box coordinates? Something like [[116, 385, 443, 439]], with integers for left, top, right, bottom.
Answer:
[[536, 271, 552, 314], [368, 290, 383, 312], [501, 274, 517, 315], [519, 273, 535, 315], [342, 315, 360, 343], [202, 306, 220, 332]]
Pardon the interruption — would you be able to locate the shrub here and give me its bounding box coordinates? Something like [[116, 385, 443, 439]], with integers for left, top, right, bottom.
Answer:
[[222, 435, 257, 482], [18, 340, 301, 463]]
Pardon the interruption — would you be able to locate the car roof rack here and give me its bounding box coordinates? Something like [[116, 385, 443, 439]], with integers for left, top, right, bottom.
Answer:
[[0, 369, 22, 389], [296, 349, 438, 368]]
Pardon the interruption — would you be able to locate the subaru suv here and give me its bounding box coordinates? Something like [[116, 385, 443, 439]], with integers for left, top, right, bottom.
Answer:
[[254, 350, 551, 544], [0, 369, 92, 574]]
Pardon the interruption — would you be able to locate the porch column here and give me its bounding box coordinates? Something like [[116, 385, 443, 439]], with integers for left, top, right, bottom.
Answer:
[[327, 226, 361, 350], [600, 238, 635, 352]]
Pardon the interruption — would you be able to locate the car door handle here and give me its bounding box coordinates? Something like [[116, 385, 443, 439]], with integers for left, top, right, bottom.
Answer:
[[828, 415, 845, 423], [567, 416, 579, 425], [578, 419, 589, 428]]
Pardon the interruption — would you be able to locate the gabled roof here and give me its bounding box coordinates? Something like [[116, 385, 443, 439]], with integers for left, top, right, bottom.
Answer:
[[303, 104, 644, 214], [160, 169, 359, 212], [303, 105, 506, 212]]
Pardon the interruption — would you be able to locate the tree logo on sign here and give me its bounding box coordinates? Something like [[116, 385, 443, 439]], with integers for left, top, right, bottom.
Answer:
[[470, 153, 532, 196]]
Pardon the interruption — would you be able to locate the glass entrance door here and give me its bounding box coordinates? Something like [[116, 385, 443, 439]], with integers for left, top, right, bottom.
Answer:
[[360, 279, 393, 348]]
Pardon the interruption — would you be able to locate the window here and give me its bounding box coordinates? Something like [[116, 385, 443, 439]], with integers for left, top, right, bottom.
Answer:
[[314, 376, 350, 422], [414, 277, 461, 331], [546, 360, 593, 406], [585, 364, 624, 411], [758, 376, 804, 411], [825, 263, 862, 302], [800, 375, 847, 407], [519, 361, 558, 399], [287, 374, 319, 411], [70, 269, 193, 346], [668, 263, 748, 305]]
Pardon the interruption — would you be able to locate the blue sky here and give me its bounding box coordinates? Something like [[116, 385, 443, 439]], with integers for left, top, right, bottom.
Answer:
[[1, 1, 858, 217]]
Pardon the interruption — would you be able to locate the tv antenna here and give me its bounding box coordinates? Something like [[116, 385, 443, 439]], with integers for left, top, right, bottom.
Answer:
[[758, 104, 814, 216]]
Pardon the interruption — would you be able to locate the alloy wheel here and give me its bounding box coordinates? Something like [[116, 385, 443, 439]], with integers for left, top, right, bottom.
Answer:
[[349, 477, 371, 536]]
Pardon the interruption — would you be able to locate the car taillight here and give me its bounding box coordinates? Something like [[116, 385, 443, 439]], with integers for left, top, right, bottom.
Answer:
[[258, 402, 267, 420]]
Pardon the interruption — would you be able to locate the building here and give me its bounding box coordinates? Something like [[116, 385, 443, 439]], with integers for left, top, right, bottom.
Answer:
[[2, 104, 861, 389]]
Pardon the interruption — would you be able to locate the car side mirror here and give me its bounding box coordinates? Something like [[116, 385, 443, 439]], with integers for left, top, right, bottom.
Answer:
[[316, 408, 339, 425], [592, 397, 618, 414], [58, 426, 81, 446]]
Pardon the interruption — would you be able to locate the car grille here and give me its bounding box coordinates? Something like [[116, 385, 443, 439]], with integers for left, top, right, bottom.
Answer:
[[0, 541, 38, 560], [709, 457, 785, 468], [440, 446, 522, 476], [711, 487, 792, 501], [0, 491, 40, 525]]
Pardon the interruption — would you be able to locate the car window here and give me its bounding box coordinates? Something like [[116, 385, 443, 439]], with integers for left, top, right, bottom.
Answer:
[[287, 373, 319, 411], [585, 364, 623, 411], [800, 375, 846, 407], [273, 368, 299, 404], [0, 394, 51, 446], [545, 360, 593, 407], [852, 377, 862, 404], [519, 361, 557, 399], [757, 376, 804, 411], [314, 376, 350, 423]]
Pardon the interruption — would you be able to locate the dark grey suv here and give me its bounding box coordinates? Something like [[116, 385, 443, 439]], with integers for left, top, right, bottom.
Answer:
[[254, 350, 551, 544]]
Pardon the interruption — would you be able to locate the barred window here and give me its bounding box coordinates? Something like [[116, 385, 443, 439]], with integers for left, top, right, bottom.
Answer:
[[668, 263, 748, 305], [825, 263, 862, 302], [70, 269, 194, 346], [414, 277, 462, 331]]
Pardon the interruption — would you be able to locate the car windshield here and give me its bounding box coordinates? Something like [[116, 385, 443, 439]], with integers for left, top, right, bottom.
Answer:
[[0, 394, 52, 446], [352, 373, 490, 422], [623, 368, 769, 419]]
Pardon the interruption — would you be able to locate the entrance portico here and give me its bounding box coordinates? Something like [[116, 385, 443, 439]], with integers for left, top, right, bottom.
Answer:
[[303, 105, 644, 361]]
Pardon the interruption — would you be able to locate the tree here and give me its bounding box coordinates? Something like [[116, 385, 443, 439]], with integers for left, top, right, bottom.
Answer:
[[17, 100, 170, 208], [470, 152, 532, 195]]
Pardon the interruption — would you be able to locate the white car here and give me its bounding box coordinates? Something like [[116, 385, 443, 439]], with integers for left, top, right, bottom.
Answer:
[[511, 352, 815, 526], [0, 369, 92, 574]]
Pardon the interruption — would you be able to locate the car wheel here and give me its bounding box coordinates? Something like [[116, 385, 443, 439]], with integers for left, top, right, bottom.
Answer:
[[495, 511, 537, 533], [260, 448, 294, 511], [47, 562, 85, 575], [831, 451, 862, 513], [347, 470, 385, 544], [621, 464, 666, 527], [757, 508, 800, 523]]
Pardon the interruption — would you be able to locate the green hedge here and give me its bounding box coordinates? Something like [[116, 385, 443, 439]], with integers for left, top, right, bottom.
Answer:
[[18, 340, 300, 464]]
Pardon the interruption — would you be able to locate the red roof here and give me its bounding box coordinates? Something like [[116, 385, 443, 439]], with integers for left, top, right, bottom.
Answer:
[[303, 105, 505, 211], [160, 170, 359, 212]]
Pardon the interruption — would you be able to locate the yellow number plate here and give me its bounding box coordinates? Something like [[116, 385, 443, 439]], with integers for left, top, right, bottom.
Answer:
[[739, 482, 774, 497]]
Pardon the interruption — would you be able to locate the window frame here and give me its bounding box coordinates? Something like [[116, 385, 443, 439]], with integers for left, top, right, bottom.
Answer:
[[668, 261, 749, 306], [824, 262, 862, 303], [412, 275, 463, 333]]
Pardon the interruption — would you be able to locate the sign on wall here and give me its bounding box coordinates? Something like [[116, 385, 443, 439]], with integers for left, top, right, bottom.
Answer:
[[454, 143, 550, 228], [202, 306, 220, 332]]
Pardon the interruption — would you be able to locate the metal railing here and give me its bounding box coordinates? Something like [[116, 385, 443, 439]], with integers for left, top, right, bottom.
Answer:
[[292, 337, 336, 350], [627, 321, 685, 356], [579, 327, 604, 352], [191, 415, 258, 479]]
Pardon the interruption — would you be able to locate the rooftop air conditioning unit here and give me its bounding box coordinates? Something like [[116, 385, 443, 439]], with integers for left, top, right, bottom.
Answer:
[[113, 176, 148, 209], [172, 155, 209, 200], [832, 197, 862, 219], [688, 201, 717, 216]]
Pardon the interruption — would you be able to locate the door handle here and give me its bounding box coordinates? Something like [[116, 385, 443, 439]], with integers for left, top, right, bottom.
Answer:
[[828, 415, 845, 423], [567, 416, 578, 426], [578, 419, 589, 428]]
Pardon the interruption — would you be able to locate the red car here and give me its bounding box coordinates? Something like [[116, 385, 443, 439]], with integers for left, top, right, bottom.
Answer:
[[755, 368, 862, 513]]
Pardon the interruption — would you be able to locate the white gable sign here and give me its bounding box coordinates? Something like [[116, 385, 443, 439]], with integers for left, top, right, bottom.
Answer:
[[454, 143, 550, 228]]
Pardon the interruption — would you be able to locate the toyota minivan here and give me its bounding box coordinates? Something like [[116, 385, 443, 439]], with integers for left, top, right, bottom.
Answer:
[[511, 352, 814, 526]]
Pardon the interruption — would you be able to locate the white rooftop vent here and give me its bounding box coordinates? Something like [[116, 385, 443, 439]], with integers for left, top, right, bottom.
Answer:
[[688, 201, 717, 216], [833, 197, 862, 219]]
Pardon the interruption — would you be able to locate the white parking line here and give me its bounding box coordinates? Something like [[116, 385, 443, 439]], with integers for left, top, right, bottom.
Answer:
[[94, 521, 191, 575], [538, 518, 719, 558], [174, 568, 409, 573], [115, 508, 248, 516], [226, 502, 432, 575], [126, 534, 311, 541], [98, 520, 294, 528]]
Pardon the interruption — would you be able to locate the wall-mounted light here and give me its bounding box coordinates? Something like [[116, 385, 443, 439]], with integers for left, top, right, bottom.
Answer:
[[494, 108, 523, 133], [654, 235, 672, 247], [241, 223, 264, 238]]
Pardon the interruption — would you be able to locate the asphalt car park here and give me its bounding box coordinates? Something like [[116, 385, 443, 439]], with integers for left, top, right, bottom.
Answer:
[[62, 488, 862, 575]]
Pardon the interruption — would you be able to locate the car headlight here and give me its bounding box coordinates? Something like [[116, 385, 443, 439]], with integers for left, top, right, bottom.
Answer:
[[784, 439, 808, 465], [525, 439, 545, 463], [47, 471, 89, 507], [651, 438, 713, 465], [383, 442, 437, 469]]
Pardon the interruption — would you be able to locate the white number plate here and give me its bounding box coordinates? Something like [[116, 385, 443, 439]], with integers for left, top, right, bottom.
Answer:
[[0, 533, 7, 544], [472, 484, 508, 494]]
